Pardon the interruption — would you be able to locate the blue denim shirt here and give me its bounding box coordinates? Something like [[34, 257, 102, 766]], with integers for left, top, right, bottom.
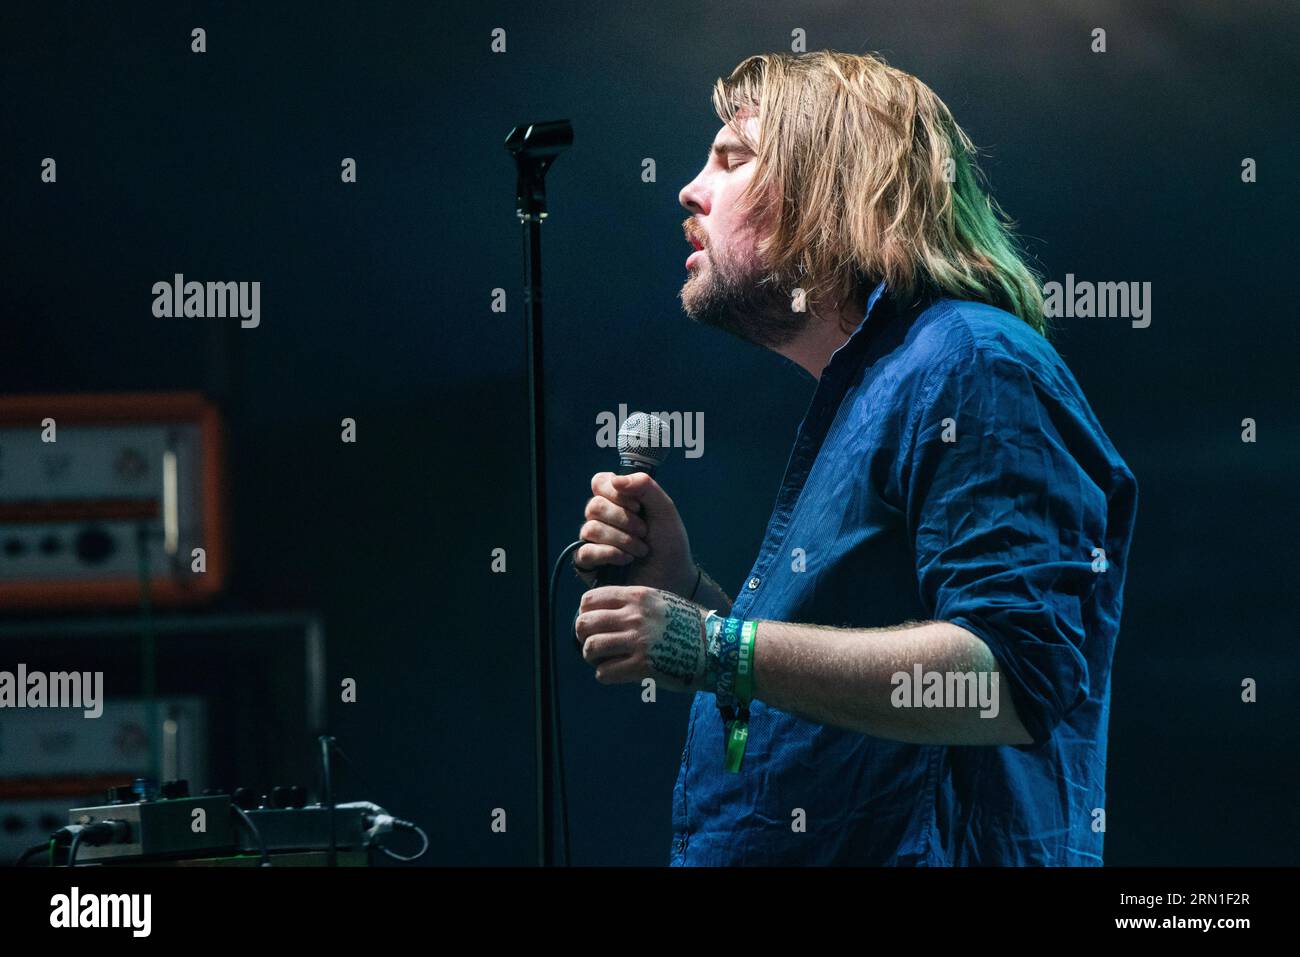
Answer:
[[670, 283, 1137, 866]]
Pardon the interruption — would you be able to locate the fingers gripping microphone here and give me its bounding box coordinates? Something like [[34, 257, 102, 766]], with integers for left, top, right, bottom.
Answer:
[[594, 412, 672, 587]]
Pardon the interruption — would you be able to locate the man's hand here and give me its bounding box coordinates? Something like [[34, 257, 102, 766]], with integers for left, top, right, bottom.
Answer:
[[574, 472, 698, 597], [574, 586, 710, 693]]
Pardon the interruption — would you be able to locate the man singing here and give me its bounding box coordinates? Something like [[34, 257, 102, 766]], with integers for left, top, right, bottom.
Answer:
[[572, 51, 1137, 865]]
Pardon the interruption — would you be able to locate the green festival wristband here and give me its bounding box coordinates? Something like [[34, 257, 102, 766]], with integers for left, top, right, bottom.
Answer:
[[735, 620, 757, 703], [722, 620, 758, 773], [724, 717, 749, 773]]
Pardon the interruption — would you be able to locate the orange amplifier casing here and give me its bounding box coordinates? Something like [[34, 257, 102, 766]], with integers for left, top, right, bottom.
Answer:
[[0, 392, 227, 608]]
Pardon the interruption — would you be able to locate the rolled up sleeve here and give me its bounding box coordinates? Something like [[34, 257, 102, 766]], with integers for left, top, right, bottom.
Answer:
[[903, 348, 1107, 747]]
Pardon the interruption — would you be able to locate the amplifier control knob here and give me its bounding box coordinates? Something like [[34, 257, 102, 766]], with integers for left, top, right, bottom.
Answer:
[[75, 527, 116, 565]]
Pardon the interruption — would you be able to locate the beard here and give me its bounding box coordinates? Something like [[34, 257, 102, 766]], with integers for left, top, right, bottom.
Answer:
[[678, 244, 809, 349]]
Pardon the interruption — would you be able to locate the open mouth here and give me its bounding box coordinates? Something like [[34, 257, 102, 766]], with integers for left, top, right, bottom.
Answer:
[[684, 224, 706, 269]]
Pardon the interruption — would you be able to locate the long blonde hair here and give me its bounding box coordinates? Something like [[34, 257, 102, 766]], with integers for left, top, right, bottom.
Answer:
[[713, 51, 1046, 334]]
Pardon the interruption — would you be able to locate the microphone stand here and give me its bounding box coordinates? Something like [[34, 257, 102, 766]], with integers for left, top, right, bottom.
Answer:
[[505, 120, 573, 867]]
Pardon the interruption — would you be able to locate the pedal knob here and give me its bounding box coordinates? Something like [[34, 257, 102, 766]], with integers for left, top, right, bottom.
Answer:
[[270, 785, 307, 809]]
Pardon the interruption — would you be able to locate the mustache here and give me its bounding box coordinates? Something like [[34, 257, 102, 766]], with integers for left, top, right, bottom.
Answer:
[[682, 219, 707, 249]]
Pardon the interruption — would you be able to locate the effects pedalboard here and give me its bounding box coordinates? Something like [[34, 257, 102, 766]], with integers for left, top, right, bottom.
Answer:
[[63, 779, 392, 864]]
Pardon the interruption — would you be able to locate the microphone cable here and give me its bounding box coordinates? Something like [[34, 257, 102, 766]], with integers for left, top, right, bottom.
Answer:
[[320, 739, 430, 863], [549, 539, 587, 867]]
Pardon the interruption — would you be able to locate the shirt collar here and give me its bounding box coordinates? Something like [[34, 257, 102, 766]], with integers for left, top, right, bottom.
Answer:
[[822, 279, 890, 372]]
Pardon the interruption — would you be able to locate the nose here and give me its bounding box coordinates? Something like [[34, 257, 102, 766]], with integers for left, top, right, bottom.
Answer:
[[678, 171, 708, 216]]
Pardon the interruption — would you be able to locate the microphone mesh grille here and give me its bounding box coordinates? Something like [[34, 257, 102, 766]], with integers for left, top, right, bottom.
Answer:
[[618, 412, 671, 465]]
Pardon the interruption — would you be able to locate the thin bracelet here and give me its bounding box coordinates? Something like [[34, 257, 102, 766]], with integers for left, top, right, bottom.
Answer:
[[688, 565, 703, 601]]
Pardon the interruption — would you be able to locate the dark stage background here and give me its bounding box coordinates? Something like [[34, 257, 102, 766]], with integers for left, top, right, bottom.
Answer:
[[3, 1, 1297, 865]]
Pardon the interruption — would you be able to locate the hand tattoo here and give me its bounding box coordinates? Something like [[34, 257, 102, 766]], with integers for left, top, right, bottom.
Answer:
[[647, 592, 706, 686]]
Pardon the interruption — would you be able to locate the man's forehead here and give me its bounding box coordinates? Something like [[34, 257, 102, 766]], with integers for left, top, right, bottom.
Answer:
[[712, 117, 758, 149]]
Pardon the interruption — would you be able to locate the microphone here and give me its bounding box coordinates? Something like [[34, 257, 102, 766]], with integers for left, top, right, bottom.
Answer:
[[594, 412, 672, 587]]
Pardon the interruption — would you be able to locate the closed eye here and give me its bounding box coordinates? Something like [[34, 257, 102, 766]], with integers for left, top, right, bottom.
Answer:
[[712, 143, 754, 170]]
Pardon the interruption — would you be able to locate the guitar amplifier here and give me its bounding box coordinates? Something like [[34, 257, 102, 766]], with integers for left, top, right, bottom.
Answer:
[[0, 392, 226, 608], [0, 696, 209, 863]]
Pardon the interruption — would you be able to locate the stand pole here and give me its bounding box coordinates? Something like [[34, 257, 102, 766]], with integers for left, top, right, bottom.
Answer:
[[505, 120, 572, 867]]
